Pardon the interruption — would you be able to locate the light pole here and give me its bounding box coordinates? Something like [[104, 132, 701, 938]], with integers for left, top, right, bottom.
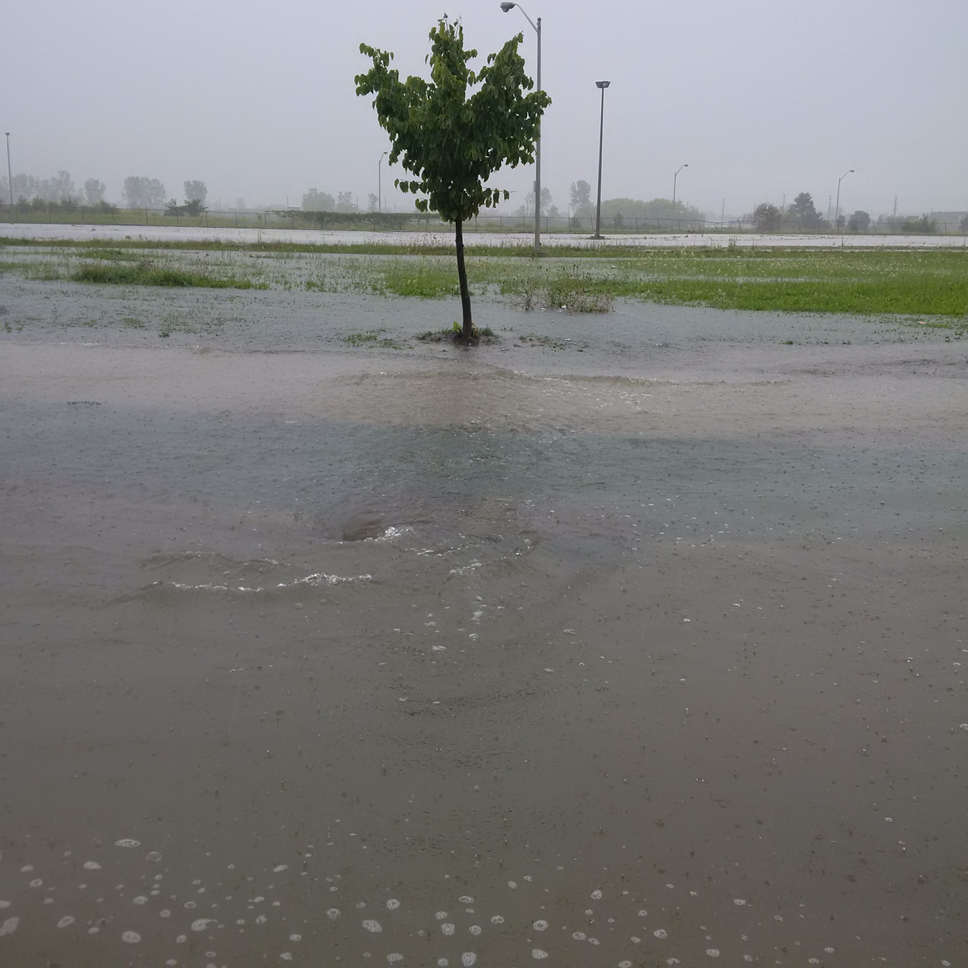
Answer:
[[835, 168, 854, 232], [5, 133, 12, 207], [500, 2, 541, 253], [594, 80, 611, 240], [378, 151, 388, 213], [672, 163, 688, 208]]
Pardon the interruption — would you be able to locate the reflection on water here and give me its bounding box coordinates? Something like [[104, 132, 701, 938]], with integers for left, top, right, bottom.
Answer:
[[0, 296, 965, 966]]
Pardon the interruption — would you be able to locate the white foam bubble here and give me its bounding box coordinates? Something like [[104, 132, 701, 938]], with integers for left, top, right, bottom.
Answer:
[[490, 916, 504, 924], [57, 916, 75, 928], [289, 934, 301, 942], [654, 928, 668, 939], [572, 931, 586, 941], [441, 923, 455, 936], [83, 861, 101, 870], [160, 910, 171, 917], [115, 839, 141, 848], [469, 925, 481, 936], [387, 956, 403, 964], [326, 908, 341, 920], [121, 930, 141, 943], [436, 911, 448, 920], [386, 898, 400, 910], [733, 898, 746, 906], [462, 955, 477, 966], [458, 895, 474, 904], [533, 920, 548, 931], [591, 889, 602, 900], [147, 851, 162, 862], [274, 864, 288, 873], [192, 919, 215, 932], [532, 950, 548, 960], [133, 896, 148, 905], [706, 950, 720, 958], [362, 919, 382, 933]]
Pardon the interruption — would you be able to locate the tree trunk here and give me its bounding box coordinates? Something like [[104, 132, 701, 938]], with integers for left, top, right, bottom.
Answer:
[[455, 218, 473, 338]]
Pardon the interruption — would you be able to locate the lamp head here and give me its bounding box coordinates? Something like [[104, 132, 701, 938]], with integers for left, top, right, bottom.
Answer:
[[596, 80, 611, 89], [500, 2, 515, 11]]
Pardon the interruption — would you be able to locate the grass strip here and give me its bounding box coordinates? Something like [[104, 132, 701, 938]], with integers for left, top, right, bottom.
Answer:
[[71, 263, 266, 289]]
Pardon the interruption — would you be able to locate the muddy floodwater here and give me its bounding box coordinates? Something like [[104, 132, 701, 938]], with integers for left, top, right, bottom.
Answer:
[[1, 270, 966, 967]]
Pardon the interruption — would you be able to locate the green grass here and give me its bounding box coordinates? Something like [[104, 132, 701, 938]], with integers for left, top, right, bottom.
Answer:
[[1, 236, 965, 318], [71, 262, 267, 289]]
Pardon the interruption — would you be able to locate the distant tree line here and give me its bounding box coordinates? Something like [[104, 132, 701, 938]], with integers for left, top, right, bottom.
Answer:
[[0, 172, 209, 213], [302, 189, 360, 213], [753, 193, 949, 235]]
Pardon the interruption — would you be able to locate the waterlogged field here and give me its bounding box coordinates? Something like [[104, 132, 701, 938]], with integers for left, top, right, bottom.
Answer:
[[1, 237, 967, 320], [1, 249, 967, 967]]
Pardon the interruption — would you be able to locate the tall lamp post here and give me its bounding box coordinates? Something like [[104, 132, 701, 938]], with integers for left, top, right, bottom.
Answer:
[[5, 133, 12, 207], [500, 2, 542, 254], [378, 151, 388, 213], [672, 163, 688, 208], [835, 168, 854, 232], [593, 80, 611, 240]]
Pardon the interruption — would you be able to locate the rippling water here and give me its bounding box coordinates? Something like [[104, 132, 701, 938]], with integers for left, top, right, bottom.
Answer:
[[1, 282, 966, 966]]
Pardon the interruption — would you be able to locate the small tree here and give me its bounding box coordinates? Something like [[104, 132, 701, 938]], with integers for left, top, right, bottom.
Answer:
[[83, 178, 106, 206], [184, 180, 208, 207], [753, 202, 783, 233], [356, 16, 550, 338], [788, 192, 821, 232], [847, 210, 870, 233], [570, 180, 591, 212], [303, 188, 335, 212]]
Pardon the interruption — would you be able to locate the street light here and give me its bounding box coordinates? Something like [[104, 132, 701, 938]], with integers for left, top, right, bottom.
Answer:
[[594, 80, 611, 240], [500, 2, 542, 254], [672, 163, 688, 208], [378, 151, 388, 213], [835, 168, 854, 233], [5, 133, 11, 208]]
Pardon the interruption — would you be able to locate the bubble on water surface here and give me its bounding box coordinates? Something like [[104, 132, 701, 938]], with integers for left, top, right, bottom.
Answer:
[[572, 931, 586, 941], [441, 923, 455, 935], [706, 950, 720, 958], [146, 851, 162, 862], [115, 839, 140, 848], [280, 954, 292, 962], [533, 920, 548, 931], [469, 925, 481, 936], [193, 919, 215, 931], [654, 928, 668, 939], [134, 895, 148, 905], [490, 915, 504, 924], [363, 919, 382, 933], [83, 861, 101, 870], [458, 895, 474, 904], [436, 911, 448, 920], [462, 955, 477, 966], [733, 898, 746, 906], [326, 908, 341, 919], [386, 898, 400, 910], [57, 915, 75, 928], [532, 950, 548, 960], [274, 864, 288, 872], [387, 955, 403, 964], [121, 930, 141, 943], [161, 909, 171, 917], [591, 889, 602, 900]]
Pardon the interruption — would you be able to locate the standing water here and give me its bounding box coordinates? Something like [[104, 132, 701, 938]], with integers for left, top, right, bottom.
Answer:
[[0, 276, 966, 966]]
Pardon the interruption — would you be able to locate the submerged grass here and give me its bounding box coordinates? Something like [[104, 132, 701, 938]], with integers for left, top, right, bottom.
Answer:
[[1, 236, 965, 318], [72, 262, 266, 289]]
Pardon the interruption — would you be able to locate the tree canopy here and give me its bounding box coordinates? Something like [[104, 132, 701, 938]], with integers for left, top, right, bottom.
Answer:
[[355, 16, 550, 337]]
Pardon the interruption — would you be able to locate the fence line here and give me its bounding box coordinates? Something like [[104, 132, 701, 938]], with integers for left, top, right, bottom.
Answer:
[[0, 203, 965, 237]]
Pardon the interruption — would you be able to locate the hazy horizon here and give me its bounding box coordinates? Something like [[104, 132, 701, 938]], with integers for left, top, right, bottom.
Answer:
[[3, 0, 966, 220]]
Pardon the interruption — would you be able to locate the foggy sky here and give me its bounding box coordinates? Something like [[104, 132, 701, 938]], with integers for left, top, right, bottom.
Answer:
[[3, 0, 966, 218]]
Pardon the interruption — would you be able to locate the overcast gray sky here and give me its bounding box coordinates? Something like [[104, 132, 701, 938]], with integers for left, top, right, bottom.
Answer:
[[3, 0, 966, 218]]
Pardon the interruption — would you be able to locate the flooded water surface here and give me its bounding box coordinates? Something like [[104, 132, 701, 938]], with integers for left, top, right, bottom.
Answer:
[[1, 272, 966, 966]]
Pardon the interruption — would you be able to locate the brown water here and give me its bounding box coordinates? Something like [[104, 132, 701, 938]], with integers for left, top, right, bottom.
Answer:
[[1, 273, 966, 967]]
